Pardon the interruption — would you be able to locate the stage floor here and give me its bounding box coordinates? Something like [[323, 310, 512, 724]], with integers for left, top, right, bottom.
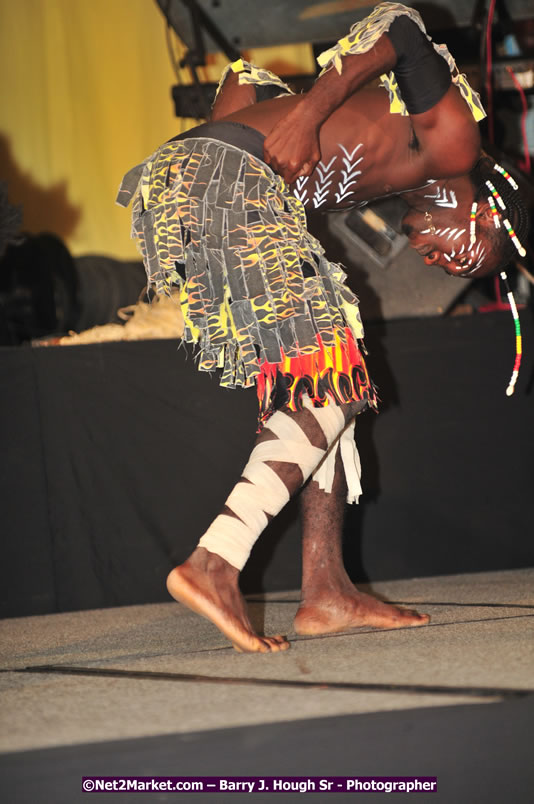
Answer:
[[1, 568, 533, 802]]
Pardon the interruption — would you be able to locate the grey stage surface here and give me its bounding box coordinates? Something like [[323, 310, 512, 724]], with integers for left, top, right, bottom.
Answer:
[[1, 569, 533, 802]]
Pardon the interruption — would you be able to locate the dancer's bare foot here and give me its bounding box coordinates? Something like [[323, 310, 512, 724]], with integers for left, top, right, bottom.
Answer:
[[294, 588, 430, 635], [167, 548, 290, 653], [297, 445, 430, 636]]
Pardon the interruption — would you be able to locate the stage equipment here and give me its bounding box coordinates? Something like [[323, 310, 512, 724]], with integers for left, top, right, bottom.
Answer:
[[156, 0, 534, 53], [0, 235, 147, 345]]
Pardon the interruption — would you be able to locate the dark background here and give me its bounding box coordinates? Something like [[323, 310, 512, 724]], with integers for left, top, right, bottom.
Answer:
[[2, 310, 533, 619]]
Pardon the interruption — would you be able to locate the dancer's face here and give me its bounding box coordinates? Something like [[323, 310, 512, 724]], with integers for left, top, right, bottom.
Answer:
[[402, 215, 497, 278]]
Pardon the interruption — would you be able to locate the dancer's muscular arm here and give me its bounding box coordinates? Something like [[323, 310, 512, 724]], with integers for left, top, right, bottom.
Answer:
[[264, 8, 480, 184], [211, 61, 294, 122], [211, 67, 256, 121], [264, 34, 396, 183]]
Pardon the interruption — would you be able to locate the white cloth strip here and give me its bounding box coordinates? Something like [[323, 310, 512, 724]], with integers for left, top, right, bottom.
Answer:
[[339, 421, 363, 503], [262, 410, 325, 476], [224, 482, 270, 534], [312, 420, 362, 503], [302, 395, 345, 444], [197, 400, 359, 569], [312, 440, 340, 497], [198, 516, 261, 570], [264, 408, 314, 443], [242, 461, 291, 514], [198, 407, 329, 569], [248, 439, 325, 478]]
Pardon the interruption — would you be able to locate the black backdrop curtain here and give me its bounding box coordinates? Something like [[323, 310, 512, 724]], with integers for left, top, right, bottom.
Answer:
[[2, 312, 533, 618]]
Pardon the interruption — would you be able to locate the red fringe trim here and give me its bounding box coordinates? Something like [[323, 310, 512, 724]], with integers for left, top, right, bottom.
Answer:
[[255, 328, 377, 427]]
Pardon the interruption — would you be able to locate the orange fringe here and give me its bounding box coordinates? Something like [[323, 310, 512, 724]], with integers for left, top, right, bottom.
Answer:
[[256, 328, 377, 426]]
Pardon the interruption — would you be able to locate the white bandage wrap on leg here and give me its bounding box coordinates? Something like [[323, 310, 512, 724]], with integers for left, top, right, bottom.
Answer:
[[197, 403, 345, 570], [338, 421, 363, 503], [304, 399, 363, 504], [260, 410, 326, 476], [302, 395, 345, 442]]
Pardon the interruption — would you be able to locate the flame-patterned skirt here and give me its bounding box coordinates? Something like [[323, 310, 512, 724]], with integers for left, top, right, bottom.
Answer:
[[117, 130, 377, 425]]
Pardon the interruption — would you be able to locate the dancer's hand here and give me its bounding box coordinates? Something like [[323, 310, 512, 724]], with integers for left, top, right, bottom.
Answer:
[[263, 101, 321, 184]]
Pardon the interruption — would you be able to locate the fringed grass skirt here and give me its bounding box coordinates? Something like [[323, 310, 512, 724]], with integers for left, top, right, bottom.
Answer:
[[117, 133, 377, 424]]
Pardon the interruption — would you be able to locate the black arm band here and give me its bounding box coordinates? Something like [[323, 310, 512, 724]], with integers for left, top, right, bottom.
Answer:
[[387, 16, 451, 114]]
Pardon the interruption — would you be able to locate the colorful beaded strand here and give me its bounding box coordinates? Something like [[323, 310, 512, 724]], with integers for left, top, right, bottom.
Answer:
[[487, 195, 500, 228], [494, 163, 519, 191], [469, 202, 477, 247], [486, 180, 506, 211], [486, 165, 525, 396], [500, 271, 522, 396], [503, 218, 527, 258]]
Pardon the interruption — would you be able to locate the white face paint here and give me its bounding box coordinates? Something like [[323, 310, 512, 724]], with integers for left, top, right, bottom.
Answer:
[[445, 240, 488, 275], [423, 186, 458, 208], [437, 226, 487, 275], [465, 245, 487, 274]]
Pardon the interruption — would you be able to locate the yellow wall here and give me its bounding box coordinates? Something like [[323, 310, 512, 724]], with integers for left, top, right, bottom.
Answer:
[[0, 0, 313, 259]]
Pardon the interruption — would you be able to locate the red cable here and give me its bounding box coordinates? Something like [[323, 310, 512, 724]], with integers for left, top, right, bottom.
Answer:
[[505, 65, 532, 174]]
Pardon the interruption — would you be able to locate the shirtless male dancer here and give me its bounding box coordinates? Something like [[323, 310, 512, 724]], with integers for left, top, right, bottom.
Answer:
[[117, 3, 528, 652]]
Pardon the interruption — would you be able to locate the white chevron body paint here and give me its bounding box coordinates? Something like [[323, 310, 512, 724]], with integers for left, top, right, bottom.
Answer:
[[335, 143, 363, 203], [292, 143, 365, 208], [293, 175, 309, 204], [313, 155, 337, 208]]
